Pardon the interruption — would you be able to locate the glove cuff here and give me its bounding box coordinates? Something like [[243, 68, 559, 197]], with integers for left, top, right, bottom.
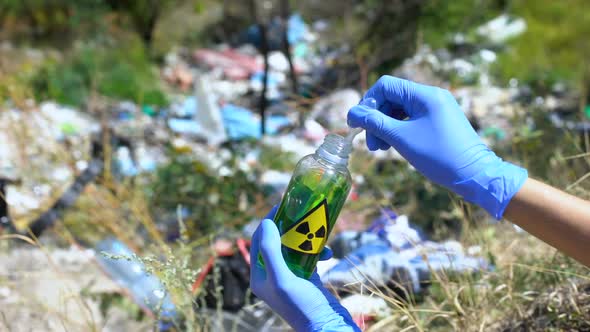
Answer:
[[454, 159, 528, 219], [304, 307, 361, 332]]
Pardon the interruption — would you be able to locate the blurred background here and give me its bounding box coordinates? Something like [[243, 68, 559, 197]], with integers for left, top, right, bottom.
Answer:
[[0, 0, 589, 331]]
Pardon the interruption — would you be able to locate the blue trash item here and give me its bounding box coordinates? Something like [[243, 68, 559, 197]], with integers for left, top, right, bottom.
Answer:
[[377, 215, 424, 250], [330, 231, 383, 259], [136, 146, 159, 173], [366, 211, 424, 250], [95, 238, 178, 330], [142, 105, 157, 117], [410, 251, 490, 283], [115, 146, 138, 177], [246, 13, 310, 50], [322, 241, 490, 295], [221, 104, 291, 139], [117, 111, 134, 121], [250, 71, 280, 88], [138, 156, 156, 173], [250, 71, 282, 100], [114, 146, 160, 177], [366, 209, 398, 233], [167, 118, 203, 136], [322, 242, 421, 293], [329, 212, 423, 258], [171, 96, 198, 118], [323, 213, 492, 295], [287, 14, 309, 44]]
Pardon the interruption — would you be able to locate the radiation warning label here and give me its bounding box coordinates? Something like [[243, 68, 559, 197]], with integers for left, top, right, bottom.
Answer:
[[280, 199, 329, 254]]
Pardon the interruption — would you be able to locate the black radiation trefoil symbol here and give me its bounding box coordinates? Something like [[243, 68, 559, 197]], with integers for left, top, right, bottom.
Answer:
[[295, 221, 326, 251], [280, 199, 329, 254]]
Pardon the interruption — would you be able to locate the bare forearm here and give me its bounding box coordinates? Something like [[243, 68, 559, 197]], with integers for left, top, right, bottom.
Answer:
[[504, 178, 590, 267]]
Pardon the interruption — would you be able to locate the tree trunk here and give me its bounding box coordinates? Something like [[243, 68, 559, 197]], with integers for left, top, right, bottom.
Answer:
[[249, 0, 269, 136], [356, 55, 368, 91], [0, 179, 9, 227], [579, 73, 589, 154], [260, 25, 269, 136], [280, 0, 301, 126], [580, 74, 589, 115], [135, 3, 159, 51]]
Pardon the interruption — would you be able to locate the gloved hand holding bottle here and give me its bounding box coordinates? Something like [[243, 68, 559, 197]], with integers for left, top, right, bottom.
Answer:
[[250, 207, 360, 332]]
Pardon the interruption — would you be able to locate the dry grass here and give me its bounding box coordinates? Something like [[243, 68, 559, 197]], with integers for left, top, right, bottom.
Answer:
[[340, 223, 590, 332]]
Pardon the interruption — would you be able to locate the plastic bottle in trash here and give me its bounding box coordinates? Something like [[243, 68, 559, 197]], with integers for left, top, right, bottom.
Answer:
[[269, 133, 355, 279], [267, 98, 377, 279], [95, 238, 178, 330]]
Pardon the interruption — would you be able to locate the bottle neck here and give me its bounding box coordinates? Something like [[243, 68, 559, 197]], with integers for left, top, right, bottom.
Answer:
[[315, 134, 352, 166]]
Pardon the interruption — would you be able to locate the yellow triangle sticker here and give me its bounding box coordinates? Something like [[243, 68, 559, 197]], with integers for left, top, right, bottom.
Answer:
[[280, 199, 329, 254]]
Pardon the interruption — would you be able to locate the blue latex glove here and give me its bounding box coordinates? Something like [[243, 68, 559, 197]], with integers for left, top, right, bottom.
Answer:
[[348, 76, 528, 219], [250, 208, 360, 332]]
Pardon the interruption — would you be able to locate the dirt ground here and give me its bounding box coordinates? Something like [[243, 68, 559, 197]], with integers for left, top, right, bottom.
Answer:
[[0, 244, 150, 332]]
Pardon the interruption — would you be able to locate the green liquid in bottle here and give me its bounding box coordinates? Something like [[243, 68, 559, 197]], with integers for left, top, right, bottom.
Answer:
[[274, 171, 351, 278], [259, 133, 353, 279]]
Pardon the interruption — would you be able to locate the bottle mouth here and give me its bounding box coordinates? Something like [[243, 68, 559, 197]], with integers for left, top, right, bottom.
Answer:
[[316, 133, 352, 164]]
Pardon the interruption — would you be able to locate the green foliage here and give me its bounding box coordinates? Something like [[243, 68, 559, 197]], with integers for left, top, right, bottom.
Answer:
[[0, 0, 181, 51], [105, 0, 179, 49], [420, 0, 504, 48], [31, 41, 168, 107], [258, 146, 298, 172], [149, 152, 261, 236], [0, 0, 108, 43], [193, 1, 206, 14], [494, 108, 590, 188], [353, 0, 423, 73], [138, 242, 201, 330], [220, 140, 298, 172], [31, 58, 89, 107], [494, 0, 590, 93], [0, 71, 35, 106]]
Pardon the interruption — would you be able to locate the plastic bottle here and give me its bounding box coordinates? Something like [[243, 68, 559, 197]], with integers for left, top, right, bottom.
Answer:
[[95, 238, 178, 331], [269, 98, 377, 279], [272, 133, 356, 279]]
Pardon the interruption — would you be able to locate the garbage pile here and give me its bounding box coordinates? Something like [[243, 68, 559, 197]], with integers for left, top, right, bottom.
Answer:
[[320, 210, 490, 293], [0, 102, 99, 232], [392, 15, 529, 143], [393, 43, 524, 142], [103, 12, 364, 181], [161, 12, 361, 142], [317, 210, 490, 326]]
